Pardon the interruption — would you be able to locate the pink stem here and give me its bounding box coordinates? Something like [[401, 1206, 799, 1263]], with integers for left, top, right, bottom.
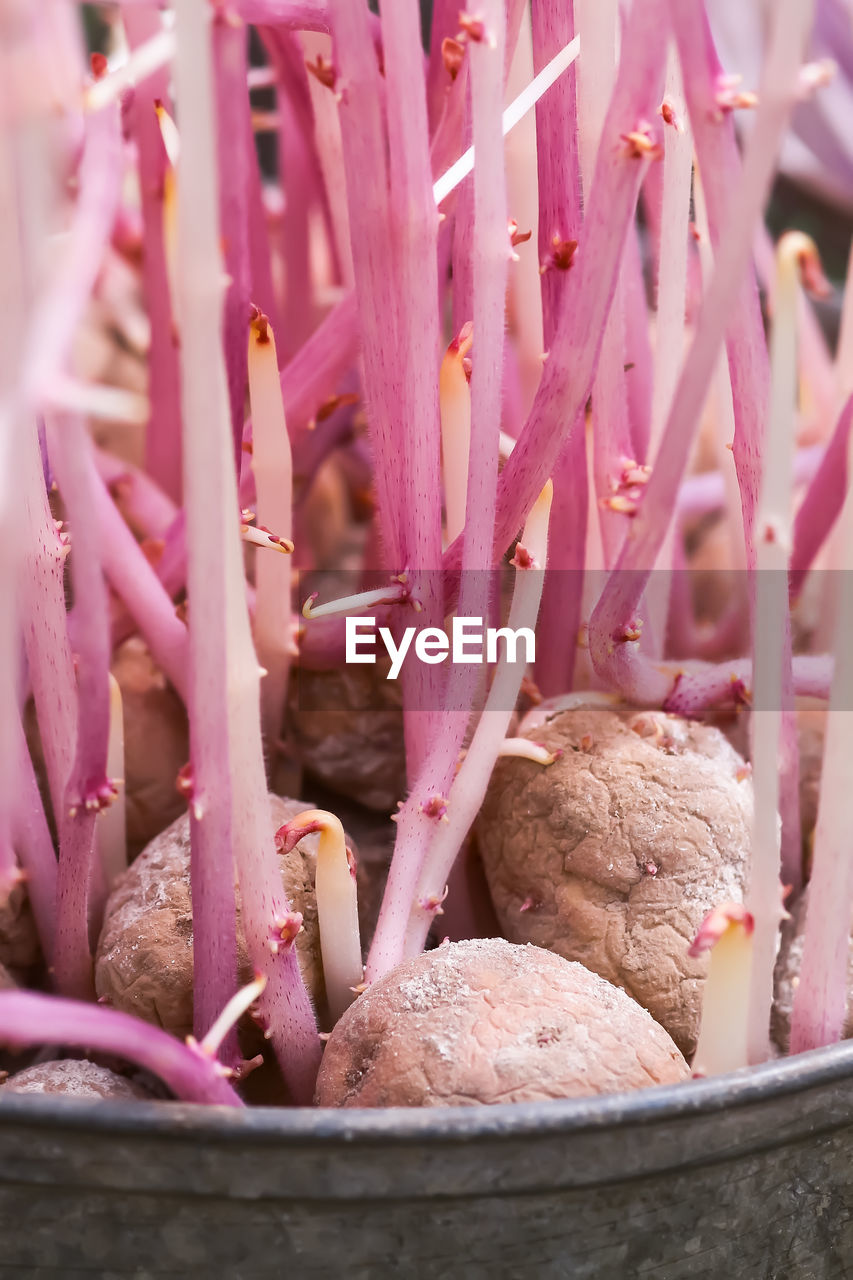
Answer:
[[463, 0, 507, 581], [676, 445, 822, 525], [246, 123, 283, 340], [50, 416, 113, 1001], [446, 0, 669, 571], [213, 14, 253, 474], [260, 27, 321, 358], [663, 655, 832, 718], [124, 9, 183, 504], [535, 434, 586, 696], [589, 0, 816, 702], [20, 435, 76, 853], [326, 0, 400, 566], [378, 0, 445, 782], [13, 714, 57, 971], [0, 991, 242, 1106], [173, 0, 319, 1097], [232, 0, 330, 30], [790, 393, 853, 597], [531, 0, 585, 698], [24, 104, 122, 408], [94, 447, 178, 541], [281, 290, 359, 440], [623, 224, 654, 466], [426, 0, 462, 131], [365, 0, 508, 981], [88, 463, 189, 700], [668, 1, 770, 568], [592, 276, 633, 567]]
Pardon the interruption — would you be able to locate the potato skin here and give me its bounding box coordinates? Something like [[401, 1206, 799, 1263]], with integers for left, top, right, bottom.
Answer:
[[95, 796, 325, 1040], [3, 1060, 149, 1100], [316, 938, 688, 1107], [475, 706, 753, 1058]]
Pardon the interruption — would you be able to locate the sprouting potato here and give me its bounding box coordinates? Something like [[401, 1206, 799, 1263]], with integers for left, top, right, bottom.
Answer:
[[95, 796, 328, 1042], [316, 938, 688, 1107], [475, 705, 753, 1057]]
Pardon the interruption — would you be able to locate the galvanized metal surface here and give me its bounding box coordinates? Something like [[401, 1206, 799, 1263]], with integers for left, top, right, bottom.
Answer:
[[1, 1042, 852, 1278]]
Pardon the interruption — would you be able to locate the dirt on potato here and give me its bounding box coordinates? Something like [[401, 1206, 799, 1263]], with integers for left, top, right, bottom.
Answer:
[[475, 705, 753, 1058], [316, 937, 688, 1107]]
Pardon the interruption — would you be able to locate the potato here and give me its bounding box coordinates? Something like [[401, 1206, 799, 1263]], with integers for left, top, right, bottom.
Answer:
[[95, 796, 326, 1041], [475, 705, 753, 1057], [0, 877, 40, 978], [315, 938, 688, 1107], [3, 1059, 149, 1101], [287, 661, 405, 812]]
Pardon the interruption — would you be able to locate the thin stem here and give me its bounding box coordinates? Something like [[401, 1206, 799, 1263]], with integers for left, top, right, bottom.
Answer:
[[13, 714, 56, 969], [50, 415, 114, 1001], [404, 482, 553, 960], [88, 459, 189, 701], [95, 674, 127, 896], [790, 394, 853, 597], [213, 13, 253, 475], [173, 0, 320, 1099], [378, 0, 445, 784], [644, 46, 692, 654], [589, 0, 816, 702], [248, 311, 294, 755], [447, 0, 668, 571], [669, 0, 771, 568], [746, 233, 811, 1064], [124, 8, 183, 502], [531, 0, 584, 697]]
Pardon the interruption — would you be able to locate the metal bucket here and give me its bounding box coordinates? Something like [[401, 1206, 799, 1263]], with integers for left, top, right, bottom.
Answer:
[[1, 1041, 852, 1278]]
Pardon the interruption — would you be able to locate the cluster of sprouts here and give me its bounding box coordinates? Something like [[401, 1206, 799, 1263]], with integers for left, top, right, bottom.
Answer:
[[0, 0, 851, 1105]]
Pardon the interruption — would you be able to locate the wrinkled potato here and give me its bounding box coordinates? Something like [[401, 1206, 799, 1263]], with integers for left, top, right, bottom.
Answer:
[[287, 661, 405, 812], [475, 705, 753, 1058], [772, 887, 853, 1050], [112, 638, 190, 858], [316, 938, 688, 1107], [2, 1059, 149, 1101], [95, 796, 326, 1041]]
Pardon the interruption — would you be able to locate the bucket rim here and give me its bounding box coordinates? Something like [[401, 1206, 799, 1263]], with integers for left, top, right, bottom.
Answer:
[[1, 1037, 852, 1145]]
